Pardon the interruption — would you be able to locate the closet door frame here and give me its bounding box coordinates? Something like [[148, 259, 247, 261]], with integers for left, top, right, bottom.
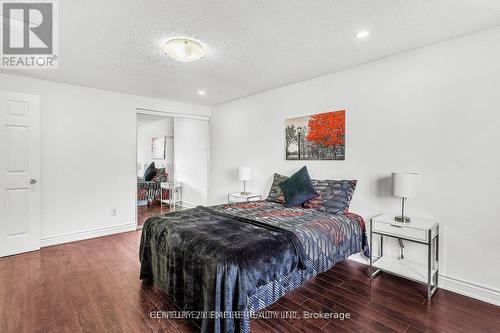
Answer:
[[134, 108, 210, 228]]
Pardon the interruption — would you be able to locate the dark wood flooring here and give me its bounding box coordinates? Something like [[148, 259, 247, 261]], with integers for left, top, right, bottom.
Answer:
[[1, 230, 499, 333], [137, 203, 188, 227], [137, 203, 172, 227]]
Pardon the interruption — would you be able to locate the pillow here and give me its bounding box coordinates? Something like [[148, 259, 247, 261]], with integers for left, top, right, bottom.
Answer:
[[279, 166, 318, 207], [308, 179, 357, 214], [301, 191, 323, 210], [143, 162, 156, 181], [152, 168, 168, 182], [266, 171, 357, 213], [266, 173, 288, 204]]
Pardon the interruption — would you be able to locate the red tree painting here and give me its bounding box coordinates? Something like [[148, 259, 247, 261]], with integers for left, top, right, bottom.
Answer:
[[285, 110, 345, 160], [306, 110, 345, 147]]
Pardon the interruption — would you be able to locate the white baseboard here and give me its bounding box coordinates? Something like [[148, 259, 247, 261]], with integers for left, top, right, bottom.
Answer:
[[348, 254, 500, 306], [40, 222, 137, 247], [439, 274, 500, 306], [180, 201, 197, 208]]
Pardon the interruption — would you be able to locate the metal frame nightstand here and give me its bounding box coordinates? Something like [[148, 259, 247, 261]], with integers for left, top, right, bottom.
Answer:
[[160, 181, 182, 208], [369, 214, 439, 299], [227, 192, 262, 203]]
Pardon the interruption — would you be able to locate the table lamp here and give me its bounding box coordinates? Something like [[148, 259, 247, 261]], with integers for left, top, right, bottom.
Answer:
[[392, 172, 418, 223], [238, 167, 252, 195]]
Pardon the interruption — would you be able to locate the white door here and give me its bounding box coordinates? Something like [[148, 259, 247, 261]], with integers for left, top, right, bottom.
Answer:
[[0, 91, 40, 257], [174, 117, 209, 206]]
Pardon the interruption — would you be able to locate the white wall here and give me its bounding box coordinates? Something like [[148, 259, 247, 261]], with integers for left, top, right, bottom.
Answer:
[[137, 117, 174, 178], [211, 27, 500, 303], [0, 73, 210, 244]]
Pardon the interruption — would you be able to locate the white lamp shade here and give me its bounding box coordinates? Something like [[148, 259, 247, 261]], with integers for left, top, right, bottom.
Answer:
[[392, 172, 418, 198], [238, 167, 252, 181]]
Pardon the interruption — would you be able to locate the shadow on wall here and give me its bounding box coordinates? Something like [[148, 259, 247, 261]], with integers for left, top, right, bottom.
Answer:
[[376, 176, 393, 198]]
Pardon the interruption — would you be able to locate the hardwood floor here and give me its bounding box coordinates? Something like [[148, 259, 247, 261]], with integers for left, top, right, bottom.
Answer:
[[137, 203, 188, 227], [1, 230, 499, 333], [137, 203, 171, 227]]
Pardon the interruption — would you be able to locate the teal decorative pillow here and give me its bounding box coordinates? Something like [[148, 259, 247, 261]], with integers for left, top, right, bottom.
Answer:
[[279, 166, 318, 207]]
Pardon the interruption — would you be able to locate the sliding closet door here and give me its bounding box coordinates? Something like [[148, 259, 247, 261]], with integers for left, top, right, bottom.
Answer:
[[174, 117, 209, 206]]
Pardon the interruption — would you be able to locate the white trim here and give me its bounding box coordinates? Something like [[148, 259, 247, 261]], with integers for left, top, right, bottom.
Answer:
[[40, 222, 137, 247], [206, 118, 211, 205], [180, 201, 197, 208], [136, 108, 210, 121], [439, 274, 500, 306], [348, 254, 500, 306]]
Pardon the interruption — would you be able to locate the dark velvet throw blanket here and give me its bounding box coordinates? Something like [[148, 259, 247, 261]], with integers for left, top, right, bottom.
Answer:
[[139, 206, 307, 332]]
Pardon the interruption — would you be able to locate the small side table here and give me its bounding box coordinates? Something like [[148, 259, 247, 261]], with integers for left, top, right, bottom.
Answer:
[[227, 192, 262, 203], [160, 181, 182, 208], [369, 213, 439, 299]]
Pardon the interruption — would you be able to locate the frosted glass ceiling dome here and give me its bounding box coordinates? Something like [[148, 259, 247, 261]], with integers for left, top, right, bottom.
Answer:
[[163, 38, 205, 62]]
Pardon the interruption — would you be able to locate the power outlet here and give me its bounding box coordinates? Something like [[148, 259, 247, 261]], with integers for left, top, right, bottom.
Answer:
[[111, 208, 118, 216]]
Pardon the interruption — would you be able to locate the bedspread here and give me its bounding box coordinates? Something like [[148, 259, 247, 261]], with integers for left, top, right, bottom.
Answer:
[[137, 179, 168, 201], [139, 201, 368, 333]]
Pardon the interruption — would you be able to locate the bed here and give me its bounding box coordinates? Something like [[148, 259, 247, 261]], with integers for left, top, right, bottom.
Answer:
[[137, 178, 162, 201], [137, 168, 169, 203], [139, 199, 369, 333]]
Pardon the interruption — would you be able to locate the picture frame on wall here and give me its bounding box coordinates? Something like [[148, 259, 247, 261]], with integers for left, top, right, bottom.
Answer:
[[151, 136, 166, 159], [285, 110, 345, 160]]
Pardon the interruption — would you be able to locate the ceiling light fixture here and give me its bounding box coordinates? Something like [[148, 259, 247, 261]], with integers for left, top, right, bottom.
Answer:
[[355, 30, 370, 39], [163, 38, 205, 62], [197, 90, 206, 96]]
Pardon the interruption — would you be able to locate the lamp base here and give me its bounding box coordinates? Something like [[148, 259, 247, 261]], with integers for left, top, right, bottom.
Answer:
[[394, 216, 411, 223], [240, 191, 251, 196]]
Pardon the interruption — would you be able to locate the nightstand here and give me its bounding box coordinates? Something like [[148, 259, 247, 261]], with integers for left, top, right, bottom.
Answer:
[[227, 192, 262, 203], [369, 214, 439, 299], [160, 181, 182, 208]]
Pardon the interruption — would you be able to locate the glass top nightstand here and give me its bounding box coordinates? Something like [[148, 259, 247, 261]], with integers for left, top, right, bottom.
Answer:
[[369, 213, 439, 300], [160, 181, 182, 208], [227, 192, 262, 203]]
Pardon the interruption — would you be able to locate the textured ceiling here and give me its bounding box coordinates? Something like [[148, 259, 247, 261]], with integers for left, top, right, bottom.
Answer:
[[3, 0, 500, 105]]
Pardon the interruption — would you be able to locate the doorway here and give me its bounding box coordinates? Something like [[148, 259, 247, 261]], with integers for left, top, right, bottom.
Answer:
[[136, 112, 175, 227], [135, 110, 210, 228]]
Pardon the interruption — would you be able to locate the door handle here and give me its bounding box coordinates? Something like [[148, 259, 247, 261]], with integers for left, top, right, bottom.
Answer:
[[30, 178, 37, 184]]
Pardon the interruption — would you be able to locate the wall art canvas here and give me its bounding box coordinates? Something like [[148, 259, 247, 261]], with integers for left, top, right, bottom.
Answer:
[[285, 110, 345, 160], [151, 136, 166, 159]]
